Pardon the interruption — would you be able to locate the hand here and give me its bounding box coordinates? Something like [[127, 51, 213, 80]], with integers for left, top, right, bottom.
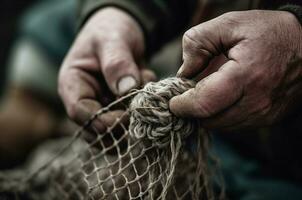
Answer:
[[59, 8, 156, 133], [170, 10, 302, 130]]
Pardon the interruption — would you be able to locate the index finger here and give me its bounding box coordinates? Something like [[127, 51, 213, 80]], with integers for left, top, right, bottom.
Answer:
[[177, 13, 242, 78], [59, 64, 102, 125]]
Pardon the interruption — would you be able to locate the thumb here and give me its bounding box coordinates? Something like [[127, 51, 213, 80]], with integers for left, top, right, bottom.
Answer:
[[170, 61, 243, 118], [177, 14, 240, 78], [99, 41, 141, 95]]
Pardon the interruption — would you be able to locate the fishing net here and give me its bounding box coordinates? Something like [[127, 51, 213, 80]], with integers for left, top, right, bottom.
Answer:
[[0, 77, 218, 200]]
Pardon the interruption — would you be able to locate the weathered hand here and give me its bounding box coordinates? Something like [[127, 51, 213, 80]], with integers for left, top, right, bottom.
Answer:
[[170, 10, 302, 130], [59, 7, 155, 131]]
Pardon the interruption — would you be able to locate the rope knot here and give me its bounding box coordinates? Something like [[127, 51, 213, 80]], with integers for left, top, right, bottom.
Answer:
[[129, 77, 197, 147]]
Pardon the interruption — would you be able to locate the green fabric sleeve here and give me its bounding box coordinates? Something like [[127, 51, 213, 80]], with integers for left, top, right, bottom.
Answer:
[[78, 0, 198, 57]]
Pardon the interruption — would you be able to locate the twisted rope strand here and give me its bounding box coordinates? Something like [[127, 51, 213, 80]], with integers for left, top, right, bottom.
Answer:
[[1, 77, 217, 200]]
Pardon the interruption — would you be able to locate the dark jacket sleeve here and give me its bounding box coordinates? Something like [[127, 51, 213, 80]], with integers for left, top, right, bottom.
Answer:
[[78, 0, 198, 56]]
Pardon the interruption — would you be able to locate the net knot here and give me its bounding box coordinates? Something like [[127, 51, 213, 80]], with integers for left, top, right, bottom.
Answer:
[[129, 77, 197, 147]]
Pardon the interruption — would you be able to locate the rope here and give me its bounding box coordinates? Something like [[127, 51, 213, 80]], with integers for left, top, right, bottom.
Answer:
[[0, 77, 217, 200], [129, 77, 197, 148], [129, 77, 209, 199]]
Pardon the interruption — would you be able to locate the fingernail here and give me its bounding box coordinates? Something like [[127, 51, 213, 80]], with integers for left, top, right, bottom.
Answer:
[[117, 75, 137, 95]]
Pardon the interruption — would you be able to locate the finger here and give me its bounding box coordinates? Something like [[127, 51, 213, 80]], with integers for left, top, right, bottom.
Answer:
[[195, 54, 229, 81], [98, 41, 140, 95], [94, 110, 127, 133], [59, 66, 102, 125], [59, 66, 129, 146], [170, 60, 244, 118], [177, 14, 241, 78], [72, 99, 102, 125], [84, 110, 127, 143], [140, 69, 157, 85]]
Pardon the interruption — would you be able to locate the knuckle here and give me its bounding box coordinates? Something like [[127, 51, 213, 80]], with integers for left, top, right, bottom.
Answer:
[[183, 28, 198, 42], [94, 31, 124, 46], [220, 11, 241, 21], [92, 35, 125, 54], [183, 28, 200, 48], [183, 27, 210, 58], [183, 23, 221, 57], [103, 57, 131, 76], [218, 11, 241, 29], [221, 11, 237, 19]]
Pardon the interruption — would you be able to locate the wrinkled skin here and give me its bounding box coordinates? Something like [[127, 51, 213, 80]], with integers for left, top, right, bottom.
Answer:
[[60, 8, 302, 133], [59, 8, 155, 132], [170, 10, 302, 131]]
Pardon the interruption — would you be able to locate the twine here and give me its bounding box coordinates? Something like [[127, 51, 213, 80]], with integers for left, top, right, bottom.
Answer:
[[129, 77, 197, 148], [0, 77, 217, 200], [129, 77, 212, 199]]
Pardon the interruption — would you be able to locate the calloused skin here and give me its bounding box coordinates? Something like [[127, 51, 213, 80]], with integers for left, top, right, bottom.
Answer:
[[59, 8, 155, 132], [170, 10, 302, 131], [60, 8, 302, 133]]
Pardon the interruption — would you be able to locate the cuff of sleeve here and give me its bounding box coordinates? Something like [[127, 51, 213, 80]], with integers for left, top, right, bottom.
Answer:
[[79, 0, 161, 57], [279, 4, 302, 25]]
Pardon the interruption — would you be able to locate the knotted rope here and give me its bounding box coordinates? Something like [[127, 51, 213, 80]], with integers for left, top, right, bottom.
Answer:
[[129, 77, 197, 147], [0, 77, 217, 200], [129, 78, 212, 199]]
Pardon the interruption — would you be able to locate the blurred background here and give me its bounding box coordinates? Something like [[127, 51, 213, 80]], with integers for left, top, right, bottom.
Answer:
[[0, 0, 78, 169], [0, 0, 36, 94]]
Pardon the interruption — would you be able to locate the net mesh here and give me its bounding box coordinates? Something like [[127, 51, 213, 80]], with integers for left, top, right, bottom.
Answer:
[[0, 77, 216, 200]]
